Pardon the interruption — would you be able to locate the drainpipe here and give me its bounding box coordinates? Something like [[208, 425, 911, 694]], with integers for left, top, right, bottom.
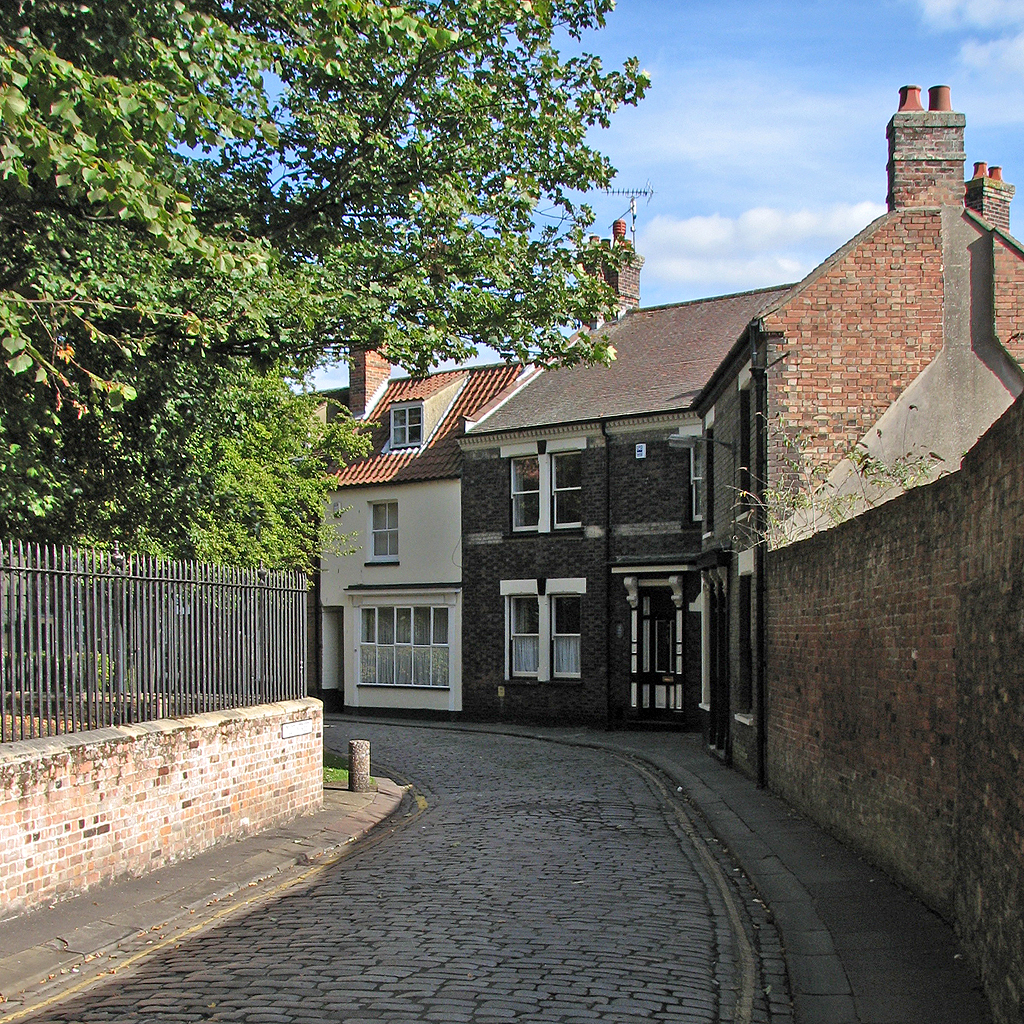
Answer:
[[751, 323, 768, 789], [602, 419, 613, 729]]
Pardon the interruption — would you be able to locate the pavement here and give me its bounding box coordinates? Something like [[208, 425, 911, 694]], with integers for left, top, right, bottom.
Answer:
[[0, 778, 407, 1013], [0, 718, 992, 1024]]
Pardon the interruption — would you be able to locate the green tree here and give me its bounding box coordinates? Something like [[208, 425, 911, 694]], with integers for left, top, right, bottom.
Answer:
[[0, 0, 647, 565]]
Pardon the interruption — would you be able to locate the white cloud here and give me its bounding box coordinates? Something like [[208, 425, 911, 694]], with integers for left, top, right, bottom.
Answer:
[[637, 203, 886, 288], [916, 0, 1024, 28], [961, 29, 1024, 73]]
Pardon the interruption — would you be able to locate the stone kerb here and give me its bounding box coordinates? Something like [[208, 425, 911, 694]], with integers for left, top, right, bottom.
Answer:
[[0, 698, 323, 917]]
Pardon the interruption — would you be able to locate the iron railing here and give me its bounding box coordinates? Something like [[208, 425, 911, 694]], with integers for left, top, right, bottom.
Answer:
[[0, 540, 307, 743]]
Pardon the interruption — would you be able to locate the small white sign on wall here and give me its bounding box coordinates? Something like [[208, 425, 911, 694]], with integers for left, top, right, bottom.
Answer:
[[635, 443, 647, 460], [281, 718, 314, 739]]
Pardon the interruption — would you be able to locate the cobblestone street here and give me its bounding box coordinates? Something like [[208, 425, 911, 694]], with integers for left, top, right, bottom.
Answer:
[[16, 722, 789, 1024]]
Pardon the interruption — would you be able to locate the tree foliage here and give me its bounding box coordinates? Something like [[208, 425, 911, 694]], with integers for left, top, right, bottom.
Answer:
[[1, 0, 648, 390], [0, 0, 647, 565]]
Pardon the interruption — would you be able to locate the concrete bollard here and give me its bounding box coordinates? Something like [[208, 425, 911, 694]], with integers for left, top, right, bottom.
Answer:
[[348, 739, 371, 793]]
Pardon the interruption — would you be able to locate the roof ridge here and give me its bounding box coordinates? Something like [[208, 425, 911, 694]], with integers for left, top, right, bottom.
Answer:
[[634, 283, 797, 315]]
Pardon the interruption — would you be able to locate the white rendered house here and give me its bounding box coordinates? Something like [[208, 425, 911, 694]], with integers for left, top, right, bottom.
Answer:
[[318, 354, 527, 714]]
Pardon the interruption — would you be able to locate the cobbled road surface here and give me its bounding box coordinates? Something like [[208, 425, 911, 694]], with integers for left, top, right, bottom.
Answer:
[[19, 721, 789, 1024]]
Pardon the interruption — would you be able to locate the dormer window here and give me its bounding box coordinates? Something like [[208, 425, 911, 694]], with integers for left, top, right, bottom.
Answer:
[[391, 404, 423, 448]]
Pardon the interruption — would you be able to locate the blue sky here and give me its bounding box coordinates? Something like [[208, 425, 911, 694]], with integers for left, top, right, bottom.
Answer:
[[313, 0, 1024, 387]]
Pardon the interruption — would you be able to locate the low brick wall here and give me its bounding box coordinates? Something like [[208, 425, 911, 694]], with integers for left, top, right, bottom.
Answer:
[[0, 698, 323, 916]]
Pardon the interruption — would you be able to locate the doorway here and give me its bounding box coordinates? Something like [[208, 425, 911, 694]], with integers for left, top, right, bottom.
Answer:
[[632, 588, 684, 721]]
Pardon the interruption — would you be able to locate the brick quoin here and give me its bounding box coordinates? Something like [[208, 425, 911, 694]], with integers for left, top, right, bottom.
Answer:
[[0, 700, 322, 916]]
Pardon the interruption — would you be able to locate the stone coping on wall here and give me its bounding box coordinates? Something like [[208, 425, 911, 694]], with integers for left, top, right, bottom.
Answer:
[[0, 698, 323, 766], [1, 698, 324, 916]]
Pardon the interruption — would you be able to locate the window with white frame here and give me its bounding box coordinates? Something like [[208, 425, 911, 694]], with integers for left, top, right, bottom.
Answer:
[[690, 446, 704, 522], [390, 405, 423, 449], [505, 440, 586, 533], [511, 457, 541, 530], [552, 595, 581, 677], [501, 578, 586, 681], [369, 501, 398, 561], [359, 605, 449, 686], [510, 596, 540, 675], [552, 452, 582, 528]]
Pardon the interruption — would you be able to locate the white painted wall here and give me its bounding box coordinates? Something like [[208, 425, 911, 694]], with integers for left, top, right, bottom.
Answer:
[[320, 478, 463, 711]]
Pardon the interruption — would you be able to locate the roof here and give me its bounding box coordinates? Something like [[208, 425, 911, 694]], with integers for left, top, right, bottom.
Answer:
[[332, 363, 524, 488], [468, 286, 793, 435]]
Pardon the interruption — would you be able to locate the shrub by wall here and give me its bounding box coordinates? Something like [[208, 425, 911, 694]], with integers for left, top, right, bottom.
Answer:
[[0, 698, 323, 916]]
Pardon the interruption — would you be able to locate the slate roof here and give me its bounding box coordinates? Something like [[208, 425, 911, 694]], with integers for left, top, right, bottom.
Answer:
[[468, 286, 793, 435], [332, 363, 524, 487]]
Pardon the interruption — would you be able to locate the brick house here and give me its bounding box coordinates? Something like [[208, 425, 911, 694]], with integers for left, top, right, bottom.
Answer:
[[317, 352, 525, 715], [458, 226, 791, 726], [691, 85, 1024, 781]]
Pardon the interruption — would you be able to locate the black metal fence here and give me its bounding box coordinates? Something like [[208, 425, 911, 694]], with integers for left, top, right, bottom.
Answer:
[[1, 541, 307, 743]]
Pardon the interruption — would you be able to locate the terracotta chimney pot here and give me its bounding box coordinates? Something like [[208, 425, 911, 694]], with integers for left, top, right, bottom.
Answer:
[[973, 161, 988, 180], [989, 166, 1003, 181], [612, 219, 627, 240], [928, 85, 952, 111], [898, 85, 924, 112]]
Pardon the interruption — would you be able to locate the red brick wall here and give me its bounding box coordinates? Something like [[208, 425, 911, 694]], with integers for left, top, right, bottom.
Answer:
[[762, 211, 945, 484], [0, 699, 323, 915], [765, 391, 1024, 1024], [766, 478, 960, 912], [954, 398, 1024, 1024], [994, 235, 1024, 367]]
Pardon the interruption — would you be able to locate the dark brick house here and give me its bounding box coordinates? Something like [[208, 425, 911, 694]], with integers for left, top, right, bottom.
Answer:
[[692, 85, 1024, 782], [458, 226, 789, 726]]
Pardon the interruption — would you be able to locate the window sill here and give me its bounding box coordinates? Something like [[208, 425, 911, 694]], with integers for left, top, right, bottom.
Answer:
[[734, 712, 754, 727], [357, 683, 450, 691], [505, 677, 584, 686], [698, 702, 711, 712]]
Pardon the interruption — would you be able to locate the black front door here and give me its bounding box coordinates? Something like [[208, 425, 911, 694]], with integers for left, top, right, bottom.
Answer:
[[634, 588, 684, 720], [708, 577, 730, 752]]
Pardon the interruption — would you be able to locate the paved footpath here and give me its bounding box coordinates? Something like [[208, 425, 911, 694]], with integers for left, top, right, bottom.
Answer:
[[2, 722, 789, 1024]]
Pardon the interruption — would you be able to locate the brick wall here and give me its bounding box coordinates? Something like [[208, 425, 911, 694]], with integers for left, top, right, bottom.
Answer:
[[765, 392, 1024, 1024], [954, 396, 1024, 1024], [0, 699, 323, 916], [461, 443, 610, 725], [994, 234, 1024, 367], [762, 211, 945, 485], [767, 480, 960, 912]]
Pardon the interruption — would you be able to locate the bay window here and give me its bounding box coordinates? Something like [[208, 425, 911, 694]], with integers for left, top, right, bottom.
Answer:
[[359, 605, 450, 687]]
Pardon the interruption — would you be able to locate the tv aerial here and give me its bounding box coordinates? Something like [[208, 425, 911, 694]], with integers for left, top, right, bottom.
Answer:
[[604, 181, 654, 245]]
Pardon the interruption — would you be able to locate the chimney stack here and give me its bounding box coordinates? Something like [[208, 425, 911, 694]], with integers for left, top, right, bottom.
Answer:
[[965, 162, 1015, 234], [349, 346, 391, 417], [886, 84, 966, 211], [600, 218, 644, 310]]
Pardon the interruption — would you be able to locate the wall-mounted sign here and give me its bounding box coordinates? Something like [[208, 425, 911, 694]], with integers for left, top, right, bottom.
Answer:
[[635, 443, 647, 459], [281, 718, 313, 739]]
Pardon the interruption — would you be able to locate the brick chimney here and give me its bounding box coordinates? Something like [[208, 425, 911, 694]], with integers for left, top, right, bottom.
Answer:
[[964, 162, 1015, 233], [886, 85, 966, 211], [593, 218, 644, 311], [349, 346, 391, 417]]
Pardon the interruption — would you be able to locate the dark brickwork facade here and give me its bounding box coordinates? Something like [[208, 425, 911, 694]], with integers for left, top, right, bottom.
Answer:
[[461, 423, 703, 727], [765, 392, 1024, 1024]]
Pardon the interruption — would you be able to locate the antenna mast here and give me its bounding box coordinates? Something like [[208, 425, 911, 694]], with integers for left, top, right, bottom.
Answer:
[[603, 182, 654, 245]]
